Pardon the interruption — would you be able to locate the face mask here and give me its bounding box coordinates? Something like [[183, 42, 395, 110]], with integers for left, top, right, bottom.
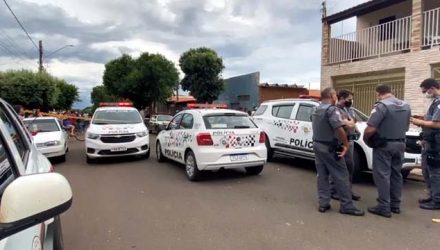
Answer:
[[345, 100, 353, 107]]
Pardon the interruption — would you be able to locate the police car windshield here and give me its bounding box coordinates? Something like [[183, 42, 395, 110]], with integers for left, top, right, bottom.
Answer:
[[93, 110, 142, 124], [353, 109, 369, 122], [203, 113, 257, 129], [23, 119, 59, 132]]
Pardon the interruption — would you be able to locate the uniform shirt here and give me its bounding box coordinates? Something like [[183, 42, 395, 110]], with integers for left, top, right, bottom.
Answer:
[[425, 96, 440, 122], [337, 105, 356, 136], [312, 103, 344, 142]]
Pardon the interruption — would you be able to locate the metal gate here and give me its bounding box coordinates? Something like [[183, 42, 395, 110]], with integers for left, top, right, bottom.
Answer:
[[333, 70, 405, 115], [433, 64, 440, 82]]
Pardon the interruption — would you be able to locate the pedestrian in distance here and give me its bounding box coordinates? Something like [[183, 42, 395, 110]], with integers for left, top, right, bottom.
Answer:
[[363, 84, 411, 218], [330, 90, 361, 201], [411, 78, 440, 210], [311, 87, 364, 216]]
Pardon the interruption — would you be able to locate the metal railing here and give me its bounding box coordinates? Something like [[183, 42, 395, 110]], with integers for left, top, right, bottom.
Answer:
[[423, 7, 440, 47], [329, 16, 412, 64]]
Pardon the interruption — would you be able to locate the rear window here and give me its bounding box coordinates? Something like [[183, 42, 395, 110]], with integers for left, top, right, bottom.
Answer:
[[24, 119, 59, 132], [203, 113, 257, 129], [254, 105, 267, 116]]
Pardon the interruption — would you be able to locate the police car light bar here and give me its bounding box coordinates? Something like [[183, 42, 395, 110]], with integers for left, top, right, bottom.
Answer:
[[99, 102, 133, 107], [187, 103, 228, 109]]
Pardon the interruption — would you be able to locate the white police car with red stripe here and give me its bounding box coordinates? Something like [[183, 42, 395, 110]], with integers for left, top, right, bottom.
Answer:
[[156, 107, 267, 181], [85, 102, 150, 163]]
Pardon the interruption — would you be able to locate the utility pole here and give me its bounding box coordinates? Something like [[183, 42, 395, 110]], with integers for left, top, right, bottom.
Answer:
[[38, 40, 43, 72]]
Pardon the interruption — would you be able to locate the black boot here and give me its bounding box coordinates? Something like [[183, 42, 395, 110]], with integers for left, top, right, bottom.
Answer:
[[368, 206, 391, 218], [419, 201, 440, 210]]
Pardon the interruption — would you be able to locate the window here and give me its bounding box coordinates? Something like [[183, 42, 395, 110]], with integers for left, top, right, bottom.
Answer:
[[296, 105, 314, 122], [180, 114, 194, 129], [0, 138, 16, 195], [254, 105, 267, 116], [272, 105, 295, 119], [168, 114, 183, 130], [0, 108, 27, 159], [23, 119, 60, 133], [203, 113, 257, 129]]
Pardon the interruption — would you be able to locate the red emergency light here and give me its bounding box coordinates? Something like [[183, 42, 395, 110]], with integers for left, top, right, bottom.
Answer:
[[187, 103, 228, 109], [99, 102, 133, 107]]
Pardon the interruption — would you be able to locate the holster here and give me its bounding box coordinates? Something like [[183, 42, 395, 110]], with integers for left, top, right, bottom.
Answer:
[[328, 140, 343, 161]]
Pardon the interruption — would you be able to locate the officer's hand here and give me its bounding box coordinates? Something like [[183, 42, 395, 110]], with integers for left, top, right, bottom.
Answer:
[[338, 145, 348, 158], [410, 117, 422, 126]]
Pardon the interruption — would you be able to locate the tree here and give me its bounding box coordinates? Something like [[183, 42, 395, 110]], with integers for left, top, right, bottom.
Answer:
[[0, 70, 60, 110], [179, 47, 224, 103], [91, 85, 118, 108], [102, 53, 179, 109], [54, 81, 80, 110], [102, 54, 134, 99]]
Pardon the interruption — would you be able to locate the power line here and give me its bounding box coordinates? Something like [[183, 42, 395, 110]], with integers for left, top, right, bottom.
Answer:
[[0, 29, 32, 59], [2, 0, 38, 50]]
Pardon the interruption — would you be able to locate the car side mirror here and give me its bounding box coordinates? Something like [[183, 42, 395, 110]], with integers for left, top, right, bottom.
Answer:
[[0, 173, 72, 240]]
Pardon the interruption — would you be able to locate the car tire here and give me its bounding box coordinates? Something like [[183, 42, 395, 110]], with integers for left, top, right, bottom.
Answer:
[[59, 154, 66, 163], [53, 216, 64, 250], [86, 156, 96, 164], [156, 141, 166, 162], [352, 146, 365, 182], [265, 138, 274, 162], [185, 151, 201, 181], [245, 165, 264, 175], [401, 168, 412, 179], [143, 149, 150, 159]]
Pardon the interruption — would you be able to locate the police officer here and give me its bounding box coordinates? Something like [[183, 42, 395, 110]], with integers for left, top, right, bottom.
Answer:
[[363, 84, 411, 218], [411, 78, 440, 210], [312, 87, 364, 216], [330, 90, 361, 201]]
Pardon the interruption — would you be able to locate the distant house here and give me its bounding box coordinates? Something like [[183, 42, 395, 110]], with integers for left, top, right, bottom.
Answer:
[[321, 0, 440, 114]]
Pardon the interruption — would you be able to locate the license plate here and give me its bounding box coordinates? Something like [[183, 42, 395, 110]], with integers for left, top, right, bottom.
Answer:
[[230, 154, 249, 162], [110, 147, 127, 152]]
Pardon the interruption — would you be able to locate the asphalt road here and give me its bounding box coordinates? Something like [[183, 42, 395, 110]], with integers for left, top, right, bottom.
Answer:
[[55, 137, 439, 250]]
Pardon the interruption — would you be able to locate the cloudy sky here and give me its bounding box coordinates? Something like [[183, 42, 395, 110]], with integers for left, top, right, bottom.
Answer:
[[0, 0, 367, 108]]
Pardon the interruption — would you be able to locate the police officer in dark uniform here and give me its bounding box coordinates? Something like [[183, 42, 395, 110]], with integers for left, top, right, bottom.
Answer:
[[411, 78, 440, 210], [312, 87, 364, 216], [330, 90, 361, 201], [363, 84, 411, 218]]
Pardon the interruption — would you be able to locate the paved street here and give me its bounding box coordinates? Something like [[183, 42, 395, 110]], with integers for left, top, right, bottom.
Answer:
[[56, 137, 438, 250]]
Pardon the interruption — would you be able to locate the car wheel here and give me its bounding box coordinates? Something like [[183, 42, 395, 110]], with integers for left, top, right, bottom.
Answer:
[[185, 151, 201, 181], [86, 156, 96, 164], [401, 168, 412, 179], [53, 216, 64, 250], [143, 149, 150, 159], [245, 165, 264, 175], [156, 141, 165, 162], [265, 138, 274, 162], [352, 146, 365, 182], [59, 154, 66, 163]]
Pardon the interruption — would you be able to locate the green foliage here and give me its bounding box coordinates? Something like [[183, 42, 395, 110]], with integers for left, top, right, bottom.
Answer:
[[90, 85, 118, 109], [54, 81, 80, 110], [102, 53, 179, 109], [179, 47, 224, 103]]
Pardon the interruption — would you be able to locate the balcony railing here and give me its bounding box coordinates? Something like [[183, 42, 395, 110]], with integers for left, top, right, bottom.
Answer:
[[329, 16, 412, 64], [423, 7, 440, 47]]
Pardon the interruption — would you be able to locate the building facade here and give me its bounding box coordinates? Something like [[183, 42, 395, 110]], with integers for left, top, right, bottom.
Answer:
[[321, 0, 440, 115]]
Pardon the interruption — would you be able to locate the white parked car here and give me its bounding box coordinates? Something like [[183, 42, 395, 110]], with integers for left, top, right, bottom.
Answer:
[[156, 109, 267, 181], [148, 114, 173, 134], [24, 117, 69, 162], [85, 103, 150, 163], [253, 99, 422, 179], [0, 98, 72, 249]]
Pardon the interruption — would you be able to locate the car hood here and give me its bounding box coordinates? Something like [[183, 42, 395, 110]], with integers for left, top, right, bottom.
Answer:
[[88, 123, 147, 135], [32, 131, 63, 144]]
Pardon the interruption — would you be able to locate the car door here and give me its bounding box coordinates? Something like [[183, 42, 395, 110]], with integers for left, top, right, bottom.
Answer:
[[175, 113, 195, 163], [162, 113, 183, 162], [0, 103, 43, 249], [292, 103, 316, 156], [269, 103, 297, 151]]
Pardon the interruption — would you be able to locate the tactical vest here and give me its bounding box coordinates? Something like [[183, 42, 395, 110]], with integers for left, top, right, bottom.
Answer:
[[422, 97, 440, 147], [312, 105, 338, 142], [376, 98, 411, 140]]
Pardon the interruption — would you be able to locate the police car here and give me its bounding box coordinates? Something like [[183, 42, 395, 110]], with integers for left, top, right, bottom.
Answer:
[[85, 102, 150, 163], [156, 108, 267, 181], [0, 98, 72, 249], [253, 99, 422, 179], [23, 117, 69, 162]]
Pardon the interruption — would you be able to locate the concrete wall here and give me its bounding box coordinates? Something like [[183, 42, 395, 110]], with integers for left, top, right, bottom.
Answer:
[[215, 72, 260, 112], [321, 48, 440, 115], [356, 1, 412, 31]]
